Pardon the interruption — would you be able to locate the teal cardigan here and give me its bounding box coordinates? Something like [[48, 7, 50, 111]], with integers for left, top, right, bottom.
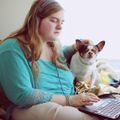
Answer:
[[0, 38, 75, 107]]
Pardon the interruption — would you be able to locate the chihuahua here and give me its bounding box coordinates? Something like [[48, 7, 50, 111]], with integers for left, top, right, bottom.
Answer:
[[70, 39, 105, 89]]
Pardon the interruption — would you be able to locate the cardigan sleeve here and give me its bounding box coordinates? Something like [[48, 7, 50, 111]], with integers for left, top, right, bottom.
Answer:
[[63, 45, 76, 66], [0, 50, 53, 107]]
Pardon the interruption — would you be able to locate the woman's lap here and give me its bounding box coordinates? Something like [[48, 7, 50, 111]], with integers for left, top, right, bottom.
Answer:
[[12, 102, 101, 120]]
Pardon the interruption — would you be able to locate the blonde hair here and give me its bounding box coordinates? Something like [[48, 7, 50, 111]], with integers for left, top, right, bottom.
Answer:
[[2, 0, 68, 80]]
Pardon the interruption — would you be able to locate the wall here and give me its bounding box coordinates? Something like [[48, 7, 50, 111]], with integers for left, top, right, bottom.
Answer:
[[58, 0, 120, 60], [0, 0, 33, 38]]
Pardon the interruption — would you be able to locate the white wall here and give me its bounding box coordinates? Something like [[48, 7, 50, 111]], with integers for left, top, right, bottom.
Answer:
[[0, 0, 120, 59], [58, 0, 120, 60], [0, 0, 33, 38]]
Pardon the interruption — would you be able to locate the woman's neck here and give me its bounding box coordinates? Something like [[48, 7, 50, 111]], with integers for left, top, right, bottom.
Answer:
[[40, 42, 53, 61]]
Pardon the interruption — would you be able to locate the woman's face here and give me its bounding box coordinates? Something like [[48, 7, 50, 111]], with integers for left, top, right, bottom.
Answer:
[[39, 10, 64, 42]]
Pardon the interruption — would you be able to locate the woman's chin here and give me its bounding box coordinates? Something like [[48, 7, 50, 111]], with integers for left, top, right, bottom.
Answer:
[[47, 38, 57, 42]]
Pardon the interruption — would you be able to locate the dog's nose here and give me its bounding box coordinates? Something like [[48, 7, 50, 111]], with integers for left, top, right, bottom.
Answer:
[[88, 52, 93, 55], [88, 52, 93, 58]]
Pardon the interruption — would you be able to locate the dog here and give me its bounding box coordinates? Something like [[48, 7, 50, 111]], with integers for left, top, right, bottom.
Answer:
[[70, 39, 105, 94]]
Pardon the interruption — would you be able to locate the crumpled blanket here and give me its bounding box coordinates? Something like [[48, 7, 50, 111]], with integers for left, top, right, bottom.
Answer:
[[74, 71, 120, 96]]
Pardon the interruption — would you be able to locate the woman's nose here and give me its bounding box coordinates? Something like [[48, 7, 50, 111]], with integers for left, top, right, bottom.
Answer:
[[56, 23, 62, 30]]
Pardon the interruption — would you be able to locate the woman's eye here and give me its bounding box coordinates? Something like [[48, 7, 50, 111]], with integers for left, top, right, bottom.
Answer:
[[50, 18, 64, 25], [50, 19, 57, 23]]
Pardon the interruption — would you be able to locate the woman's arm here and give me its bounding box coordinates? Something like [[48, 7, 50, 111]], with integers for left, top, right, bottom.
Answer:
[[0, 50, 53, 107], [51, 93, 100, 107]]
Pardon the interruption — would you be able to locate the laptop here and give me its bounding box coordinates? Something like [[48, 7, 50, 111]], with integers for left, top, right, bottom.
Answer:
[[78, 94, 120, 120]]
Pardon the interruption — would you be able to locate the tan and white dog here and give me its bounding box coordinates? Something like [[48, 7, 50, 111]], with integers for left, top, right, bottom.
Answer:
[[70, 39, 105, 89]]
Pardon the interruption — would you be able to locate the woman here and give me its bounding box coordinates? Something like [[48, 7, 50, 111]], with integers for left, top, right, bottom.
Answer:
[[0, 0, 100, 120]]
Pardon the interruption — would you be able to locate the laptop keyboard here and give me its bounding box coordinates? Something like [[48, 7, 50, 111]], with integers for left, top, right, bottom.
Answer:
[[94, 99, 120, 118]]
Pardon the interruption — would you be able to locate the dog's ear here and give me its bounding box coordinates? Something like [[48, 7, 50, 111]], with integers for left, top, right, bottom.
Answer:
[[75, 39, 82, 50], [96, 40, 105, 52], [76, 39, 91, 46], [75, 39, 92, 51], [76, 39, 82, 44]]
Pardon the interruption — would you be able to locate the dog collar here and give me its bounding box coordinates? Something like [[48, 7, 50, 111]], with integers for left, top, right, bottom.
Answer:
[[79, 57, 94, 66]]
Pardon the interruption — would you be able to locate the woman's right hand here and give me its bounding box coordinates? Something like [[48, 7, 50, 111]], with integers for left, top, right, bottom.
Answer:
[[70, 92, 100, 107]]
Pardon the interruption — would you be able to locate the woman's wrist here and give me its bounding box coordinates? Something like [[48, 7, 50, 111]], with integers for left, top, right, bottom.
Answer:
[[65, 95, 74, 106], [51, 94, 75, 106], [51, 94, 70, 106], [65, 95, 70, 106]]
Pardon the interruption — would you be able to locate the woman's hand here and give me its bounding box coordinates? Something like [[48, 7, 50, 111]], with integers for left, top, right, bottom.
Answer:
[[70, 92, 100, 107]]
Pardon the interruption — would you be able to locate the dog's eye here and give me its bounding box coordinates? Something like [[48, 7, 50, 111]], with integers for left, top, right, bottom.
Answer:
[[91, 49, 96, 53], [85, 49, 89, 53]]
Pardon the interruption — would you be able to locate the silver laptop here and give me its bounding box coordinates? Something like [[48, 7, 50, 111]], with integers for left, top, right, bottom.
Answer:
[[79, 94, 120, 119]]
